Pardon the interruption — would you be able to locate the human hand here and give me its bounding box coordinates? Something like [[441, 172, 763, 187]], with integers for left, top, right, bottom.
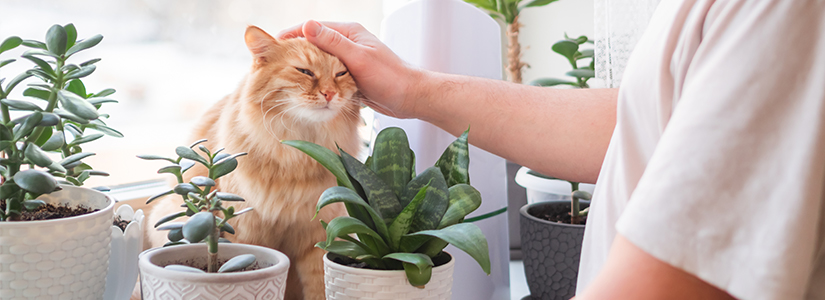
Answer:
[[277, 20, 421, 119]]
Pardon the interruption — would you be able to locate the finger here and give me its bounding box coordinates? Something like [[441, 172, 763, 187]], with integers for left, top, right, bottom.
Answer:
[[277, 22, 307, 39], [302, 20, 361, 60]]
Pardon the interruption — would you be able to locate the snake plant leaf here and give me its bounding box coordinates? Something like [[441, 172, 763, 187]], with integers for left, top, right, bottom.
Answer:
[[13, 169, 58, 195], [281, 140, 353, 189], [183, 212, 215, 243], [45, 24, 67, 56], [58, 90, 98, 120], [324, 216, 389, 252], [164, 265, 205, 274], [317, 240, 373, 258], [218, 254, 256, 273], [384, 253, 434, 287], [435, 128, 470, 187], [154, 211, 186, 227], [388, 183, 429, 249], [370, 127, 413, 198], [406, 167, 449, 233], [175, 146, 207, 166], [317, 186, 389, 242], [438, 184, 482, 229], [409, 223, 491, 274], [339, 148, 402, 224], [24, 143, 53, 168]]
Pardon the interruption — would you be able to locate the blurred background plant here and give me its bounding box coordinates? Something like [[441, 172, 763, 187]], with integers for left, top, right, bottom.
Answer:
[[0, 24, 120, 221], [528, 34, 594, 88]]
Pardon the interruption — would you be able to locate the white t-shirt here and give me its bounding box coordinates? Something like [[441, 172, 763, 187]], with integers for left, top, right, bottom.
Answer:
[[577, 0, 825, 299]]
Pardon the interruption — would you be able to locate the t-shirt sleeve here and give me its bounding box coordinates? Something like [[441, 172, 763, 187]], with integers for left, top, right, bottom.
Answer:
[[615, 1, 825, 299]]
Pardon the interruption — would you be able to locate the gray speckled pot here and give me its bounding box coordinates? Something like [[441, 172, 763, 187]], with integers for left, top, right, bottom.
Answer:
[[519, 201, 588, 300]]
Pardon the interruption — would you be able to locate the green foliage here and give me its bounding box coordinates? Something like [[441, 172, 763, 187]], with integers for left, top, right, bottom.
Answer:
[[284, 127, 490, 287], [139, 141, 257, 273], [0, 24, 120, 221], [529, 34, 595, 89], [463, 0, 560, 24]]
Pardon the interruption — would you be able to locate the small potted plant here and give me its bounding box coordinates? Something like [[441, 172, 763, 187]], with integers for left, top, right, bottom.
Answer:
[[136, 140, 290, 299], [0, 24, 123, 299], [283, 126, 490, 299], [516, 34, 595, 300]]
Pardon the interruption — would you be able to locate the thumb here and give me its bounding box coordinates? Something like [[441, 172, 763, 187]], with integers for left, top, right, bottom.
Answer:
[[303, 20, 358, 59]]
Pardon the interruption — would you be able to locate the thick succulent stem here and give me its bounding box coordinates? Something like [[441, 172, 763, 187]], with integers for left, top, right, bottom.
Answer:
[[570, 182, 581, 225], [207, 215, 220, 272], [506, 16, 526, 84]]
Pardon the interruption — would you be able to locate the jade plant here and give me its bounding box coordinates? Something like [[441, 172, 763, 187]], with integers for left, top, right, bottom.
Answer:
[[138, 140, 255, 273], [529, 34, 595, 89], [527, 34, 594, 224], [283, 127, 491, 287], [0, 24, 122, 221], [463, 0, 562, 83]]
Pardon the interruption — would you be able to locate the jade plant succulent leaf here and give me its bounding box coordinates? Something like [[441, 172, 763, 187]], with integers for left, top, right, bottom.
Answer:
[[370, 127, 413, 198], [218, 254, 256, 273]]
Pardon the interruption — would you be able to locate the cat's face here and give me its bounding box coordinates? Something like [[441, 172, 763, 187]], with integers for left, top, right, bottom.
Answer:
[[244, 26, 359, 123]]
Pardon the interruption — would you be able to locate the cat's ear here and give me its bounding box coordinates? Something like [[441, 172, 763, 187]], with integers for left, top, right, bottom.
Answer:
[[245, 26, 278, 64]]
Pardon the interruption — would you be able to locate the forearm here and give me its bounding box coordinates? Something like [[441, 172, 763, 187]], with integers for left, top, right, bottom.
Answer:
[[410, 70, 617, 183]]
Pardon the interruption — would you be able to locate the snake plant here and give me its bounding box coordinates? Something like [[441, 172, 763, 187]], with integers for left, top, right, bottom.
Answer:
[[283, 127, 490, 287]]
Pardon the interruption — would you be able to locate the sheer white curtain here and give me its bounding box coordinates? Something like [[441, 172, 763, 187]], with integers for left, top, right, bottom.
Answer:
[[594, 0, 661, 88]]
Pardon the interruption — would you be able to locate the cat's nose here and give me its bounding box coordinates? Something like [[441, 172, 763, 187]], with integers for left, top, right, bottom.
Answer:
[[321, 91, 336, 102]]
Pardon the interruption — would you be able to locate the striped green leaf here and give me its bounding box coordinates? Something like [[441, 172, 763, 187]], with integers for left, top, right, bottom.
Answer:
[[281, 140, 353, 189], [316, 186, 389, 242], [371, 127, 413, 198], [406, 167, 449, 233], [317, 239, 374, 258], [438, 184, 482, 228], [387, 183, 428, 249], [339, 148, 402, 223], [324, 216, 388, 252], [383, 252, 434, 287], [435, 128, 470, 187], [409, 223, 490, 274]]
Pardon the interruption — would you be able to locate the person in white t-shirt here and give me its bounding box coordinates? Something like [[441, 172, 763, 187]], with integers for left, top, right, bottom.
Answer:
[[279, 1, 825, 299]]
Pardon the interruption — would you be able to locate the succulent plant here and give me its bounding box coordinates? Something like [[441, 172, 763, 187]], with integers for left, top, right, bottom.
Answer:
[[283, 127, 490, 287], [0, 24, 121, 221], [529, 34, 595, 89], [138, 140, 255, 273]]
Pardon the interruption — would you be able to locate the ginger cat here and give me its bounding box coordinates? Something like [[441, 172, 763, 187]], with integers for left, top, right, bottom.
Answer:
[[144, 26, 361, 300]]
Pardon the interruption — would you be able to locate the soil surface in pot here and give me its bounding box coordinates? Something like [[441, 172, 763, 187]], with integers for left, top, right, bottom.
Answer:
[[113, 215, 129, 231], [530, 202, 588, 225], [329, 252, 452, 270], [1, 202, 97, 221], [166, 258, 264, 273]]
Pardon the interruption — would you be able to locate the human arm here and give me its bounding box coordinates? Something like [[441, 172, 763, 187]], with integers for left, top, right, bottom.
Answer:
[[278, 21, 617, 183]]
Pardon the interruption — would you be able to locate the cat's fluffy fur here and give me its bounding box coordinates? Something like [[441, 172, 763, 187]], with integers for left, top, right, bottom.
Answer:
[[144, 26, 361, 300]]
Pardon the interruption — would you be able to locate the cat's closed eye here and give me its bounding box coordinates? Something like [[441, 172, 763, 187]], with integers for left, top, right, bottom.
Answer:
[[336, 70, 348, 77], [296, 67, 314, 78]]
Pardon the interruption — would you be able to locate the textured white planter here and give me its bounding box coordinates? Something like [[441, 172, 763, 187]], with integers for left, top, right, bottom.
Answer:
[[139, 243, 289, 299], [323, 253, 455, 300], [104, 204, 144, 300], [0, 185, 115, 300], [515, 167, 596, 204]]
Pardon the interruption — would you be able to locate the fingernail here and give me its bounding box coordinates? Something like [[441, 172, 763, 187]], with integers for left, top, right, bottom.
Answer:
[[307, 20, 323, 37]]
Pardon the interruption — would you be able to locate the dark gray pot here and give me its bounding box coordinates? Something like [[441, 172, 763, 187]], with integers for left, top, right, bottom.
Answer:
[[519, 200, 588, 300]]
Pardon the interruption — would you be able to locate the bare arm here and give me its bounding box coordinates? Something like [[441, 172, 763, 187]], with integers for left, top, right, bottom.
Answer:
[[576, 234, 735, 300], [279, 21, 617, 183]]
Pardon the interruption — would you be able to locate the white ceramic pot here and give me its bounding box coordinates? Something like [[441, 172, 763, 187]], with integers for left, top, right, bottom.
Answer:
[[323, 252, 455, 300], [0, 186, 115, 300], [104, 204, 144, 300], [139, 243, 290, 299], [515, 167, 595, 204]]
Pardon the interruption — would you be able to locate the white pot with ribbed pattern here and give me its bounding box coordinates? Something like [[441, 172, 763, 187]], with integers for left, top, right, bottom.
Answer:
[[323, 252, 456, 300], [0, 185, 115, 300]]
